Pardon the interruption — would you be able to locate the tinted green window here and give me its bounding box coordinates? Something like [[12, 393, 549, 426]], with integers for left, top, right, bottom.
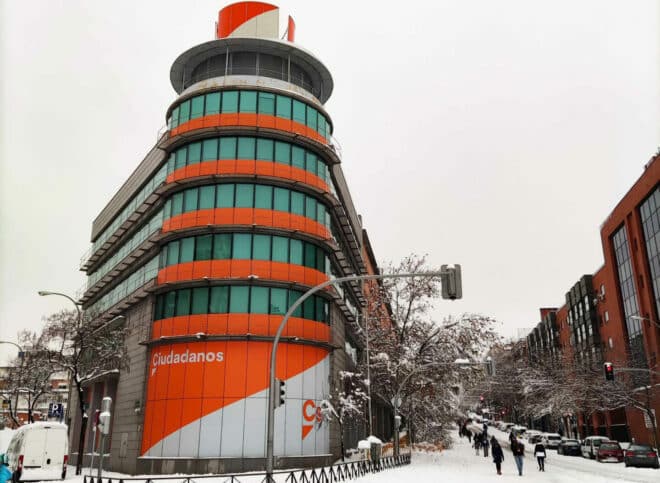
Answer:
[[291, 146, 305, 170], [303, 297, 315, 320], [290, 239, 303, 265], [304, 243, 316, 268], [176, 289, 191, 316], [256, 138, 274, 160], [188, 142, 201, 165], [233, 233, 252, 259], [306, 152, 317, 175], [291, 192, 304, 215], [167, 240, 180, 266], [205, 92, 221, 115], [219, 137, 237, 159], [276, 95, 291, 119], [164, 291, 177, 318], [213, 234, 232, 259], [191, 96, 205, 119], [239, 91, 257, 113], [210, 286, 229, 313], [229, 286, 249, 313], [171, 192, 184, 216], [305, 197, 317, 220], [195, 234, 213, 260], [250, 286, 269, 314], [237, 137, 255, 159], [183, 189, 198, 212], [318, 116, 327, 138], [258, 92, 275, 115], [255, 185, 273, 209], [164, 199, 172, 218], [316, 297, 327, 322], [253, 235, 271, 260], [167, 153, 175, 174], [175, 149, 187, 170], [290, 290, 303, 317], [292, 100, 306, 124], [235, 184, 254, 207], [180, 237, 195, 263], [155, 296, 164, 320], [274, 187, 289, 211], [274, 142, 290, 164], [306, 106, 317, 130], [317, 162, 327, 181], [216, 184, 235, 207], [270, 288, 287, 315], [170, 106, 179, 128], [272, 236, 288, 262], [316, 203, 325, 224], [316, 247, 325, 272], [222, 91, 238, 113], [179, 100, 191, 123], [191, 287, 209, 315], [199, 185, 215, 209], [202, 138, 218, 161]]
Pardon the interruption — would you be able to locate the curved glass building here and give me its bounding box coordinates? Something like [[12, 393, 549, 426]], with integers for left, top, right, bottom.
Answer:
[[74, 2, 381, 475]]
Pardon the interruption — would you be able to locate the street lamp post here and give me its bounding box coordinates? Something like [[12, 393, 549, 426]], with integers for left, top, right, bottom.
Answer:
[[264, 270, 452, 479], [38, 290, 86, 475]]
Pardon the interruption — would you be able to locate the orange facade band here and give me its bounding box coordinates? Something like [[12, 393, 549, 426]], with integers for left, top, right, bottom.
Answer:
[[150, 313, 331, 343], [157, 260, 329, 287], [166, 160, 330, 193], [169, 113, 329, 146], [162, 207, 331, 240]]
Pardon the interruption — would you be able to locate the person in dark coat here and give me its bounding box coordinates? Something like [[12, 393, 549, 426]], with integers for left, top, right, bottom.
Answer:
[[534, 441, 546, 471], [511, 439, 525, 476], [474, 432, 482, 455], [491, 437, 504, 475], [482, 433, 490, 457]]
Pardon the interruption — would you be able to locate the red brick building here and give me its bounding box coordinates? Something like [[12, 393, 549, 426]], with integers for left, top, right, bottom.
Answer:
[[527, 152, 660, 445]]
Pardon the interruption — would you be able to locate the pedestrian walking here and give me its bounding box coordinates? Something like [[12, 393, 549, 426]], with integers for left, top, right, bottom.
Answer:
[[0, 455, 11, 483], [511, 439, 525, 476], [534, 441, 546, 471], [482, 433, 490, 457], [474, 432, 482, 455], [491, 437, 504, 475], [466, 429, 472, 444]]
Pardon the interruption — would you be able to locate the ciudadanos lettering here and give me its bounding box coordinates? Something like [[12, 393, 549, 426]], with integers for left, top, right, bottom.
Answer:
[[151, 349, 225, 375]]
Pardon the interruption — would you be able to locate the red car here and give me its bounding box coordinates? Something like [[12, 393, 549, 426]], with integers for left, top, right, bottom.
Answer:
[[597, 441, 624, 463]]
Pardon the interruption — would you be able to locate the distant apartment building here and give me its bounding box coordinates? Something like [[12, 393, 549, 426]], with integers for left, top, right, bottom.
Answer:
[[526, 152, 660, 445]]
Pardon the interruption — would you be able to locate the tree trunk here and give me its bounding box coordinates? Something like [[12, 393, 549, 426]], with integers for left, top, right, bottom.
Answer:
[[339, 419, 345, 461]]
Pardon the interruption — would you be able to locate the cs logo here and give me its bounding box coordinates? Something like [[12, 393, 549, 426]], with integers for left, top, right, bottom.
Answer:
[[302, 399, 322, 439]]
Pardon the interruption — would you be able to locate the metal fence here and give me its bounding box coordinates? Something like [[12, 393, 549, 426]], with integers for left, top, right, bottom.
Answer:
[[82, 454, 411, 483]]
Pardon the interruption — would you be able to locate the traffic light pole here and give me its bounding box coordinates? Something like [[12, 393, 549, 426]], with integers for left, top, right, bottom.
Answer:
[[265, 270, 453, 480]]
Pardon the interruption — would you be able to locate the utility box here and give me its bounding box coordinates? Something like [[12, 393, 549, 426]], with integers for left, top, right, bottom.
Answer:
[[370, 442, 382, 463]]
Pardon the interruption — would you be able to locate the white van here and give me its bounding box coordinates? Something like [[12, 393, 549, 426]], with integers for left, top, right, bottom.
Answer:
[[3, 422, 68, 481]]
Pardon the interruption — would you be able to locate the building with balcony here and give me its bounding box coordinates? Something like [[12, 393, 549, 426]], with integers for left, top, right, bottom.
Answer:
[[71, 2, 384, 474], [525, 151, 660, 445]]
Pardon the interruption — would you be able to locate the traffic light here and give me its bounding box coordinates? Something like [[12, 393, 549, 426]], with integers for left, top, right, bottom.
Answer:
[[479, 395, 485, 403], [441, 264, 462, 300], [604, 362, 614, 381], [274, 379, 286, 408]]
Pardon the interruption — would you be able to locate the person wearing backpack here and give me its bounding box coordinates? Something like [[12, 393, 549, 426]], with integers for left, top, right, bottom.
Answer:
[[511, 438, 525, 476], [534, 441, 546, 471], [491, 437, 505, 475]]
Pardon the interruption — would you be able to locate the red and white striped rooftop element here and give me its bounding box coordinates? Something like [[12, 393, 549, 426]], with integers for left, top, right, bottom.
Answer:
[[216, 1, 295, 41]]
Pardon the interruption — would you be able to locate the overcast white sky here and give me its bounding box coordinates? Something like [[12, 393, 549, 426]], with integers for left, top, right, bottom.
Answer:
[[1, 0, 658, 364]]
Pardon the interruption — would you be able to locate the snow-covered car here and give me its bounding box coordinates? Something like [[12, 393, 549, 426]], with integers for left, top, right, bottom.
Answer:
[[525, 430, 541, 443], [596, 441, 624, 463], [540, 433, 562, 449], [557, 439, 581, 456], [511, 425, 527, 437], [580, 436, 611, 459]]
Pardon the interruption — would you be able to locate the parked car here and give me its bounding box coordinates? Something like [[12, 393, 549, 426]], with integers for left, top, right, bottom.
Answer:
[[624, 444, 660, 469], [557, 439, 581, 456], [511, 425, 527, 437], [541, 433, 562, 449], [528, 434, 543, 444], [581, 436, 611, 459], [596, 441, 624, 463], [2, 422, 68, 481]]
